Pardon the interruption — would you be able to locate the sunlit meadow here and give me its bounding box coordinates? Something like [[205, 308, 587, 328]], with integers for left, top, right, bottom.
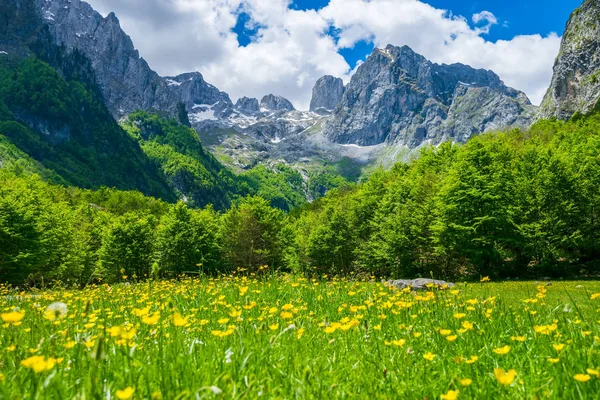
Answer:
[[2, 275, 600, 399]]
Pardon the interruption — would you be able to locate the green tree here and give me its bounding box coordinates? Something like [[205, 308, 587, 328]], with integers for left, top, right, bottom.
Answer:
[[155, 202, 221, 276], [221, 196, 285, 271], [97, 213, 156, 282]]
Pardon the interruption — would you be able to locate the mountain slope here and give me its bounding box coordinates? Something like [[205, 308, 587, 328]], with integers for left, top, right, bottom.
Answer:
[[323, 45, 536, 147], [538, 0, 600, 119], [38, 0, 181, 119]]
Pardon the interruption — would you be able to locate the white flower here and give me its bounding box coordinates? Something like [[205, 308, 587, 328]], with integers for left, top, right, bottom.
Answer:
[[44, 302, 68, 321]]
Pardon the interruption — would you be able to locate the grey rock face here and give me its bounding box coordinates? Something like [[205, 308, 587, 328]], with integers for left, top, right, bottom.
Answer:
[[538, 0, 600, 120], [38, 0, 179, 118], [310, 75, 345, 114], [235, 97, 261, 114], [324, 45, 535, 146], [165, 72, 233, 118], [386, 278, 455, 291], [260, 94, 295, 112]]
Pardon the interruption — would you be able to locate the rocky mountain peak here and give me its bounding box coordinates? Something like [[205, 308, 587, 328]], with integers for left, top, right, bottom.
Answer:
[[235, 97, 261, 114], [38, 0, 179, 118], [538, 0, 600, 119], [260, 94, 295, 112], [310, 75, 345, 114], [323, 44, 535, 146], [165, 72, 232, 115]]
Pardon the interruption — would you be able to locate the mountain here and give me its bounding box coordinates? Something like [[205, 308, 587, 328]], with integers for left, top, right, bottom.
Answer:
[[323, 45, 536, 147], [260, 95, 295, 112], [38, 0, 180, 119], [538, 0, 600, 119], [0, 0, 177, 199], [6, 0, 551, 187], [310, 75, 345, 114]]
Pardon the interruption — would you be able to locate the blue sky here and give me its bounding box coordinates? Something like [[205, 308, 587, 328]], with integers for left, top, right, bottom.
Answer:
[[91, 0, 578, 109], [234, 0, 581, 68]]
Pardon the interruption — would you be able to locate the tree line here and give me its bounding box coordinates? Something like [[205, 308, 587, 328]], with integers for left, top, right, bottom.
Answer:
[[1, 113, 600, 287]]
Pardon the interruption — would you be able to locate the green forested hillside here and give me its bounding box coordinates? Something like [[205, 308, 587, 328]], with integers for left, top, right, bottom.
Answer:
[[0, 57, 176, 200], [290, 115, 600, 279], [2, 112, 600, 287]]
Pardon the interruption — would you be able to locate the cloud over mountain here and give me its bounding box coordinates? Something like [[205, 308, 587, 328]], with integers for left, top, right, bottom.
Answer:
[[87, 0, 561, 110]]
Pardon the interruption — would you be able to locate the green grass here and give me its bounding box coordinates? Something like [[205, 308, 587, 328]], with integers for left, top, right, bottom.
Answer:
[[1, 278, 600, 399]]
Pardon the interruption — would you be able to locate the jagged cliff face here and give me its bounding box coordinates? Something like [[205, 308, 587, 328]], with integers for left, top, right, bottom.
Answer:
[[323, 45, 536, 146], [310, 75, 345, 114], [538, 0, 600, 119], [18, 0, 546, 172], [38, 0, 179, 118]]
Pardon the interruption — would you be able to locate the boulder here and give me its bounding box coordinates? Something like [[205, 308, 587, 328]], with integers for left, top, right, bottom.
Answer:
[[386, 278, 455, 291]]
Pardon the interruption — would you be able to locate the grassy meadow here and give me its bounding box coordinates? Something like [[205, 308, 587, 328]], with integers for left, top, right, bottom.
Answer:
[[1, 276, 600, 399]]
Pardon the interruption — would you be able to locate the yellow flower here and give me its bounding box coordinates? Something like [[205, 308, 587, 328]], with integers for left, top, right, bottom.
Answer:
[[590, 293, 600, 300], [229, 310, 242, 318], [453, 313, 466, 319], [269, 324, 279, 331], [494, 368, 516, 386], [218, 318, 230, 325], [84, 339, 96, 349], [108, 326, 122, 337], [574, 374, 591, 382], [459, 378, 472, 387], [142, 313, 160, 325], [280, 311, 293, 319], [534, 324, 558, 335], [423, 352, 436, 361], [116, 387, 135, 399], [297, 328, 305, 339], [281, 304, 294, 311], [440, 389, 459, 400], [548, 358, 560, 363], [239, 286, 248, 296], [6, 344, 16, 352], [586, 369, 600, 377], [480, 276, 491, 282], [439, 329, 452, 336], [20, 356, 58, 373], [553, 343, 565, 352], [461, 321, 474, 331], [1, 311, 24, 325], [392, 339, 406, 347], [511, 336, 526, 342], [493, 345, 511, 355], [373, 324, 381, 331], [446, 335, 458, 342], [0, 373, 4, 382], [465, 355, 479, 364], [172, 313, 189, 327], [64, 340, 77, 349]]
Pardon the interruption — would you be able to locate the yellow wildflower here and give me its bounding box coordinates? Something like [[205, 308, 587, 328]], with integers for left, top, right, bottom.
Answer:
[[493, 345, 511, 355], [574, 374, 591, 382], [494, 368, 516, 386], [116, 387, 135, 400], [440, 389, 459, 400]]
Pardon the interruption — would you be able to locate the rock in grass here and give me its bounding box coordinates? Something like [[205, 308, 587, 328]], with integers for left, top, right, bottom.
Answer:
[[386, 278, 455, 291]]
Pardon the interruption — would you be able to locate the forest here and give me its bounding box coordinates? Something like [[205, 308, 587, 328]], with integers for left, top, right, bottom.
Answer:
[[2, 109, 599, 287]]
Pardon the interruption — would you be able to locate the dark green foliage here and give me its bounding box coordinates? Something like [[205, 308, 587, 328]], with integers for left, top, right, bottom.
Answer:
[[155, 202, 221, 276], [122, 111, 240, 210], [97, 213, 156, 282], [221, 196, 286, 272], [290, 115, 600, 280], [0, 57, 175, 200], [239, 164, 307, 211]]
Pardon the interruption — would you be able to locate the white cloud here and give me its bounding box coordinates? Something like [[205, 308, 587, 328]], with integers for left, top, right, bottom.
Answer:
[[87, 0, 561, 108]]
